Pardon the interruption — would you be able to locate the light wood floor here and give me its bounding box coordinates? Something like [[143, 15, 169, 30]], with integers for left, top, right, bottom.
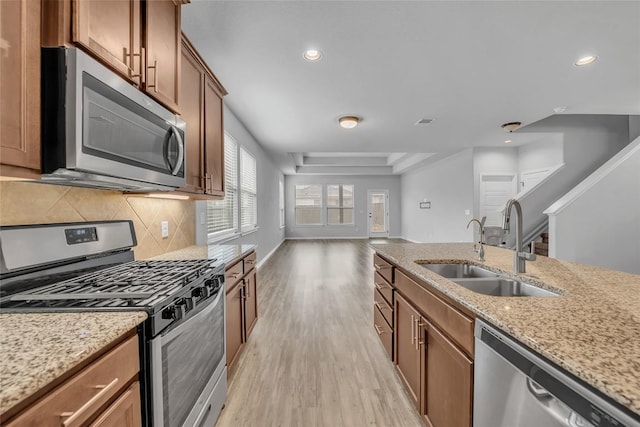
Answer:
[[215, 239, 423, 427]]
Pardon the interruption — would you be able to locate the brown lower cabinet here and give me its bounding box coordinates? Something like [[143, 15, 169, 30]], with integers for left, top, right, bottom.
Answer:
[[4, 333, 141, 426], [225, 250, 258, 378], [375, 253, 475, 427]]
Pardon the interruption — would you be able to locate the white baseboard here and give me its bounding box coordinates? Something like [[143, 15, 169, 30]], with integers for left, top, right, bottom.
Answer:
[[285, 236, 369, 240], [399, 236, 422, 243], [257, 238, 285, 269]]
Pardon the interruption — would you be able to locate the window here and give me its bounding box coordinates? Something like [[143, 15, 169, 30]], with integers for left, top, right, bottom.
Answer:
[[240, 147, 257, 232], [207, 134, 238, 238], [279, 179, 285, 228], [295, 184, 322, 225], [206, 134, 258, 241], [327, 184, 354, 225]]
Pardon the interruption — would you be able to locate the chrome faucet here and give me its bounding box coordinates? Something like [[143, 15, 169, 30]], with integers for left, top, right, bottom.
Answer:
[[466, 217, 486, 262], [503, 199, 536, 273]]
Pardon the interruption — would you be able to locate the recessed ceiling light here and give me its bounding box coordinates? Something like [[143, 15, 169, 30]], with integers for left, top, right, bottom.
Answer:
[[553, 106, 568, 113], [504, 139, 513, 144], [574, 55, 598, 66], [415, 118, 434, 126], [303, 49, 322, 61], [339, 116, 360, 129]]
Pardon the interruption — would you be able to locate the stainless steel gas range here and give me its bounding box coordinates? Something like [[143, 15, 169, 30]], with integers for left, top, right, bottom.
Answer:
[[0, 220, 226, 427]]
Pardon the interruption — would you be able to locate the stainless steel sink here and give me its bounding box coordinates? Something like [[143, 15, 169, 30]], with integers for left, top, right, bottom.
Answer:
[[418, 263, 499, 279], [418, 262, 559, 297], [452, 277, 559, 297]]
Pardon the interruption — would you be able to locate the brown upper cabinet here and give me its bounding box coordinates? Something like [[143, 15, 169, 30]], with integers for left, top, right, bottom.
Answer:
[[176, 35, 227, 199], [0, 0, 41, 179], [43, 0, 186, 113]]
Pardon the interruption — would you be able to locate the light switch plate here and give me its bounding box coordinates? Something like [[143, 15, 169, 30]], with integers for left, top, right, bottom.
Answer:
[[161, 221, 169, 238]]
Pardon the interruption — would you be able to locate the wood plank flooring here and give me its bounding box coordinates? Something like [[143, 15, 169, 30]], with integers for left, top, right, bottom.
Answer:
[[215, 239, 423, 427]]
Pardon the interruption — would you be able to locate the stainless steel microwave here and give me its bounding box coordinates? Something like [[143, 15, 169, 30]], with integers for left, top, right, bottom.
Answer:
[[41, 47, 186, 191]]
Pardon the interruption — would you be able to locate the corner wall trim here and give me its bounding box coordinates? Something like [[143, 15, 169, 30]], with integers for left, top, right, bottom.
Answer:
[[257, 238, 285, 269]]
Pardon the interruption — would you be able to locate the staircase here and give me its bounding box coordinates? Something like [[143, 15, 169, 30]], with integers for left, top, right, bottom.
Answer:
[[531, 232, 549, 257]]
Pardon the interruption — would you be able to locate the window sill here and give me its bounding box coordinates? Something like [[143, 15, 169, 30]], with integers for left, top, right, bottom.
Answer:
[[241, 227, 259, 236], [207, 232, 241, 245]]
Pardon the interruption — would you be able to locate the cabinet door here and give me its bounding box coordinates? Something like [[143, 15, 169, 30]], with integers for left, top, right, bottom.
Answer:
[[423, 321, 473, 427], [0, 0, 41, 175], [204, 76, 225, 196], [145, 0, 181, 113], [179, 44, 205, 194], [244, 269, 258, 338], [72, 0, 141, 85], [394, 293, 422, 410], [226, 282, 244, 371], [90, 382, 142, 427]]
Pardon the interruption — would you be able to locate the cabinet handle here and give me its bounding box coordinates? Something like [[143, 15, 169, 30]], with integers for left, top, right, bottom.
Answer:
[[246, 259, 255, 265], [415, 318, 424, 350], [206, 174, 212, 193], [60, 378, 119, 426], [230, 272, 241, 279], [374, 263, 390, 270], [123, 48, 141, 83], [374, 282, 389, 291], [374, 301, 389, 311], [410, 314, 415, 345], [246, 279, 250, 299], [147, 60, 158, 92], [374, 324, 384, 335]]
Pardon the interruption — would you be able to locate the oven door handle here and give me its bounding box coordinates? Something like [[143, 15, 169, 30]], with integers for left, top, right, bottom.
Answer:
[[160, 288, 223, 341]]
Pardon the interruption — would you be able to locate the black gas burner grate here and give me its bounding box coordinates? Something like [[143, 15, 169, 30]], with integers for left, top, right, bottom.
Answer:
[[2, 259, 219, 309]]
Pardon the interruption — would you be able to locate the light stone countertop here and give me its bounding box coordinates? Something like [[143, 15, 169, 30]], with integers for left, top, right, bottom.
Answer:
[[151, 244, 256, 267], [370, 242, 640, 417], [0, 311, 147, 418]]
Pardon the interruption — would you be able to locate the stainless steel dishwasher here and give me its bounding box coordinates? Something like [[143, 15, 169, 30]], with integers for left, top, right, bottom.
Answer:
[[474, 319, 640, 427]]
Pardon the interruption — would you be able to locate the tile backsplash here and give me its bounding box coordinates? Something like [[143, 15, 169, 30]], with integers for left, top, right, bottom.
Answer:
[[0, 181, 196, 260]]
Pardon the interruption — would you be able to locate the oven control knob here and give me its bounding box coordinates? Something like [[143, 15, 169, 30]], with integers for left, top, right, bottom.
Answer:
[[175, 299, 188, 318], [162, 306, 177, 320], [193, 286, 210, 299]]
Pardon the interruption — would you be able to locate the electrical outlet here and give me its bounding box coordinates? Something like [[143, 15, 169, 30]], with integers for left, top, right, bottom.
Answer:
[[161, 221, 169, 238]]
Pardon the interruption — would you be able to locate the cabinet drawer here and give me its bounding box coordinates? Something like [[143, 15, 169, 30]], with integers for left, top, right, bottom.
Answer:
[[8, 334, 139, 427], [244, 251, 257, 272], [373, 254, 394, 284], [374, 305, 393, 360], [374, 288, 393, 328], [225, 260, 244, 291], [374, 271, 394, 306], [396, 270, 474, 356]]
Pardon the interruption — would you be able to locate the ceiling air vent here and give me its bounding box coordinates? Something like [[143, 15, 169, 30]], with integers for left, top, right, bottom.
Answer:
[[415, 118, 434, 126]]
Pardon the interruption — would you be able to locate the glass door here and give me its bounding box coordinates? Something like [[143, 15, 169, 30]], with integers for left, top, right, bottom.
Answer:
[[368, 190, 389, 238]]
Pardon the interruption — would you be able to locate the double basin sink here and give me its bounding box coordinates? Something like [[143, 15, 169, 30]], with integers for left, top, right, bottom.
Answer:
[[418, 263, 559, 297]]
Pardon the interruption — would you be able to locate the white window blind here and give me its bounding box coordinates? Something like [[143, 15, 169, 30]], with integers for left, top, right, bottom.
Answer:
[[240, 147, 257, 232], [327, 184, 354, 225], [279, 179, 285, 227], [207, 134, 238, 238], [295, 184, 322, 225]]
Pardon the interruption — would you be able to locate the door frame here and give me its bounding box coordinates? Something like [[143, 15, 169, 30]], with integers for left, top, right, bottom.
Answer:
[[367, 189, 389, 238], [479, 174, 517, 226]]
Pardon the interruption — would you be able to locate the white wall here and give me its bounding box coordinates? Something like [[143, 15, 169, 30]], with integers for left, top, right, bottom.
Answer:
[[284, 175, 401, 239], [196, 106, 285, 263], [548, 137, 640, 274], [401, 149, 474, 243], [518, 137, 564, 173]]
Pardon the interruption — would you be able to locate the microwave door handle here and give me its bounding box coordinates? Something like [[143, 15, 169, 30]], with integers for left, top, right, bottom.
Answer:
[[163, 126, 184, 176]]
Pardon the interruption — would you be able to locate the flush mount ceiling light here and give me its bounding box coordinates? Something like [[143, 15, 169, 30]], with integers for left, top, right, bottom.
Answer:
[[339, 116, 360, 129], [504, 139, 513, 144], [303, 49, 322, 61], [501, 121, 522, 133], [574, 55, 598, 66]]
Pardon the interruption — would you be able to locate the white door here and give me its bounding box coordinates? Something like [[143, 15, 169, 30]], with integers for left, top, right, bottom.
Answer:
[[519, 168, 551, 193], [368, 190, 389, 238], [479, 175, 517, 227]]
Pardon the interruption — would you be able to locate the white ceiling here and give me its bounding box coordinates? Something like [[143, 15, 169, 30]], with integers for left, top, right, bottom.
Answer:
[[182, 1, 640, 175]]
